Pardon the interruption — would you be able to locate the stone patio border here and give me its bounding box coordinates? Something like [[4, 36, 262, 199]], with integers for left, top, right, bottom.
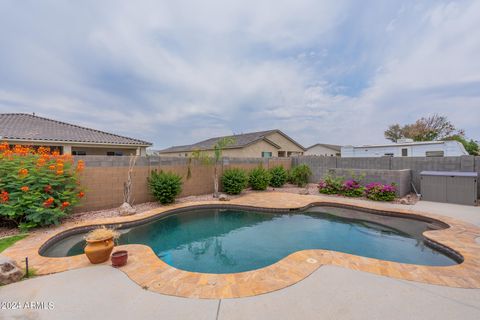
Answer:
[[3, 192, 480, 299]]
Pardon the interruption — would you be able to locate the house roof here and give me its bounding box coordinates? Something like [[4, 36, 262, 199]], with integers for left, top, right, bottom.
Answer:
[[0, 113, 152, 146], [159, 129, 305, 153], [306, 143, 342, 152]]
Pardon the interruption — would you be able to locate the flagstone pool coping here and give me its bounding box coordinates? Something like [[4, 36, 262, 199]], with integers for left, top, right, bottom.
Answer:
[[3, 192, 480, 299]]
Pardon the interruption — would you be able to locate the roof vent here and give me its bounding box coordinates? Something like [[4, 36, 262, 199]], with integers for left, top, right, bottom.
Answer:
[[397, 138, 414, 143]]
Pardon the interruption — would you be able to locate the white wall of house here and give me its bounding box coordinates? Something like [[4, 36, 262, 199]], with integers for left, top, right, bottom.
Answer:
[[305, 145, 340, 156], [341, 140, 468, 157]]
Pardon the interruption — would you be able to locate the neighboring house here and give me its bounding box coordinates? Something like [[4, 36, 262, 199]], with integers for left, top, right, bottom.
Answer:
[[158, 129, 305, 158], [341, 139, 468, 158], [0, 113, 152, 156], [305, 143, 342, 156]]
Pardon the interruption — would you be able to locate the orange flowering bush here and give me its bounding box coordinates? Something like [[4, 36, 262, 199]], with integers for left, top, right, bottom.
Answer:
[[0, 142, 84, 229]]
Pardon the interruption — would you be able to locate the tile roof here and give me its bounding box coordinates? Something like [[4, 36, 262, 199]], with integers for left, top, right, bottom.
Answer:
[[159, 129, 304, 153], [0, 113, 152, 146], [306, 143, 342, 152]]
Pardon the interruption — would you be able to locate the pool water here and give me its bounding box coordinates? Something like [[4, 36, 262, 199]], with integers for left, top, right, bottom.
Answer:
[[42, 206, 457, 273]]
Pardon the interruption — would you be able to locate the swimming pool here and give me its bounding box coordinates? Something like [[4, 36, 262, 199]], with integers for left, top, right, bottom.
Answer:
[[41, 205, 458, 273]]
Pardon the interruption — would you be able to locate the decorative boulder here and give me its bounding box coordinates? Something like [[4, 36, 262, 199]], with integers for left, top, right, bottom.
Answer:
[[118, 202, 136, 216], [0, 255, 24, 285], [218, 194, 230, 201], [299, 189, 309, 195]]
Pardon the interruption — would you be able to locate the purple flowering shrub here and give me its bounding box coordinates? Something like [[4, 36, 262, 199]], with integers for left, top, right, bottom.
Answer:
[[364, 182, 397, 201], [318, 173, 397, 201], [341, 179, 364, 197]]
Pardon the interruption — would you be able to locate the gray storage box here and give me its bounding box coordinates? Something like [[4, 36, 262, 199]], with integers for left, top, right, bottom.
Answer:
[[420, 171, 478, 206]]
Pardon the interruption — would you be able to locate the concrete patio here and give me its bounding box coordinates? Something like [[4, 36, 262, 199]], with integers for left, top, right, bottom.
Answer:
[[1, 264, 480, 320], [1, 199, 479, 319]]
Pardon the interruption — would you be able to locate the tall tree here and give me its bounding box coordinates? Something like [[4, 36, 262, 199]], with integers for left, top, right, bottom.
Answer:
[[384, 124, 403, 142], [384, 114, 464, 142]]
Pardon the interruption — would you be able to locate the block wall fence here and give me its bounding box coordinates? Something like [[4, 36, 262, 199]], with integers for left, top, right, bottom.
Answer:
[[75, 155, 479, 212], [292, 155, 480, 198], [75, 156, 291, 212]]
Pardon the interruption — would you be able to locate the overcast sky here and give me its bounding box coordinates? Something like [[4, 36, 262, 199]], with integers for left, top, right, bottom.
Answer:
[[0, 0, 478, 149]]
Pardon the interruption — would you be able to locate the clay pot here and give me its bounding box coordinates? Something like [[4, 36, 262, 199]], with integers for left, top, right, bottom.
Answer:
[[111, 250, 128, 267], [84, 237, 114, 264]]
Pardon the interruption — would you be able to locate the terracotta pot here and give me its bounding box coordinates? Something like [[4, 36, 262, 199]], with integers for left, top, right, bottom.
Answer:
[[84, 237, 114, 264], [111, 250, 128, 267]]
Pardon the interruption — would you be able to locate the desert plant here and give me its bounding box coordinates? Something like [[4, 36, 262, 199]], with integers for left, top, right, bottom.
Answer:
[[269, 166, 288, 187], [0, 143, 84, 230], [290, 164, 312, 187], [340, 171, 365, 197], [318, 174, 344, 194], [364, 182, 397, 201], [341, 179, 364, 197], [148, 170, 182, 204], [249, 166, 271, 190], [221, 168, 248, 194]]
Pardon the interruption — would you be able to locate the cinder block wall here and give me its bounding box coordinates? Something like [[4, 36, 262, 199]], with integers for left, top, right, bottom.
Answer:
[[327, 168, 412, 196], [76, 156, 291, 212], [291, 156, 337, 182], [75, 155, 478, 212], [292, 155, 479, 197]]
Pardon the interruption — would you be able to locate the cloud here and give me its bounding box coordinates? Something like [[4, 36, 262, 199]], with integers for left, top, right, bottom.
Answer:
[[0, 0, 478, 148]]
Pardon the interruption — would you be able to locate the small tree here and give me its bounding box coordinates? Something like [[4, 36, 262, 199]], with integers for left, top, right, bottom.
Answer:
[[384, 114, 464, 142], [190, 137, 235, 197]]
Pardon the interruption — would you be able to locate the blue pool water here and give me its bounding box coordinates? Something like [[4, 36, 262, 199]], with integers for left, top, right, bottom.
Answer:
[[42, 206, 458, 273]]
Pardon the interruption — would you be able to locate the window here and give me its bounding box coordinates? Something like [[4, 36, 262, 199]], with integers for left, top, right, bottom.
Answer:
[[72, 150, 86, 156], [401, 148, 408, 157], [426, 151, 444, 157], [107, 151, 124, 156], [278, 151, 286, 157], [261, 152, 272, 158]]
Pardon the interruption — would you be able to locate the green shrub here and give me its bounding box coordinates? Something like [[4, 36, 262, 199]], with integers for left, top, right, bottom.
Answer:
[[269, 166, 288, 187], [364, 183, 396, 201], [318, 174, 344, 194], [221, 168, 248, 194], [341, 179, 364, 197], [148, 170, 182, 204], [249, 167, 271, 190], [290, 164, 312, 187], [0, 144, 84, 230]]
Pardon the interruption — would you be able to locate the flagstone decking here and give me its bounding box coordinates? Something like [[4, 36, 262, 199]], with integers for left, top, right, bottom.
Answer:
[[3, 192, 480, 299]]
